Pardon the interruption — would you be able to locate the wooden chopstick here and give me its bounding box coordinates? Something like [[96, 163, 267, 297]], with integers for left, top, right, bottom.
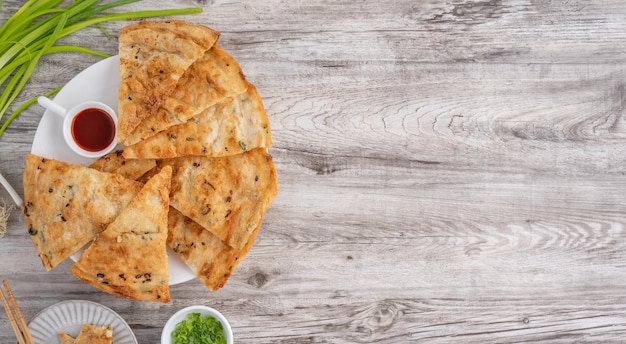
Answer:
[[0, 280, 34, 344], [0, 288, 25, 344]]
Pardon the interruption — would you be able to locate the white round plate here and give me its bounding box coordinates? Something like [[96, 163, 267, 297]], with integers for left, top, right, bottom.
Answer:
[[28, 300, 137, 344], [31, 55, 195, 285]]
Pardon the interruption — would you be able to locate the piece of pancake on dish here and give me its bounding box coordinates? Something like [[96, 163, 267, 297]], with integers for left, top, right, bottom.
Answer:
[[167, 207, 262, 290], [58, 332, 75, 344], [59, 323, 113, 344], [165, 148, 278, 250], [117, 20, 219, 143], [89, 149, 156, 180], [22, 154, 143, 271], [70, 166, 172, 302], [123, 84, 272, 160], [124, 44, 249, 146]]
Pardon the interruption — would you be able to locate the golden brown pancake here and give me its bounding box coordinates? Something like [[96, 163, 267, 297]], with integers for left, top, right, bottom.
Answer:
[[70, 166, 172, 302], [23, 154, 143, 270], [165, 148, 278, 250], [124, 45, 248, 145], [117, 20, 219, 143], [123, 84, 271, 159]]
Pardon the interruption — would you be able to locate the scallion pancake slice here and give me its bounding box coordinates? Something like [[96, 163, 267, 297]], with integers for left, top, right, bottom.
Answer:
[[70, 166, 172, 302]]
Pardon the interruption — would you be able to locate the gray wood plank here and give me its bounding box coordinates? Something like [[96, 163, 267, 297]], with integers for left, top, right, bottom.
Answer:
[[2, 0, 626, 343]]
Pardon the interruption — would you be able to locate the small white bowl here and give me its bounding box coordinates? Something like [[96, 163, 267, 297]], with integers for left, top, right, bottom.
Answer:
[[161, 305, 233, 344], [37, 96, 118, 158]]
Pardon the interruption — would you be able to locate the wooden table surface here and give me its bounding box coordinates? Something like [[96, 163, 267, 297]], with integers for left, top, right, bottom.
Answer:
[[2, 0, 626, 343]]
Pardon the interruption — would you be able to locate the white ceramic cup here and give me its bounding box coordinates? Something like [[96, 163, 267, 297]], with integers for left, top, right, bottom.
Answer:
[[161, 305, 234, 344], [37, 96, 118, 158]]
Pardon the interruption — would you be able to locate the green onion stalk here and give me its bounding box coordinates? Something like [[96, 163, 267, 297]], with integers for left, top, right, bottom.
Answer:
[[0, 0, 203, 138]]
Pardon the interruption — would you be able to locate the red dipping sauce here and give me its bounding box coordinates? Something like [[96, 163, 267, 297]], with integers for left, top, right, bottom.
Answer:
[[71, 108, 116, 152]]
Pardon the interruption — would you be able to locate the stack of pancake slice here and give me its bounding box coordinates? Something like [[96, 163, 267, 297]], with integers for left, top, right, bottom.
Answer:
[[22, 20, 277, 303]]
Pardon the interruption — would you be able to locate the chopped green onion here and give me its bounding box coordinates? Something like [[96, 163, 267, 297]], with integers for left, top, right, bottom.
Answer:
[[0, 0, 202, 138], [172, 312, 226, 344]]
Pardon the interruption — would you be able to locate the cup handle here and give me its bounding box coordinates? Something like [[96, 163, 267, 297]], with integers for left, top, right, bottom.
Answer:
[[37, 96, 67, 117]]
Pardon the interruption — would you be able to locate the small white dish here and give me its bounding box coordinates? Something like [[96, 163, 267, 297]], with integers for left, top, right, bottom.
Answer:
[[27, 300, 137, 344], [37, 96, 118, 159], [161, 305, 233, 344]]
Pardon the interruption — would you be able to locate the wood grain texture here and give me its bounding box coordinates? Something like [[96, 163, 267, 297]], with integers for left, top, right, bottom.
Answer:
[[2, 0, 626, 342]]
